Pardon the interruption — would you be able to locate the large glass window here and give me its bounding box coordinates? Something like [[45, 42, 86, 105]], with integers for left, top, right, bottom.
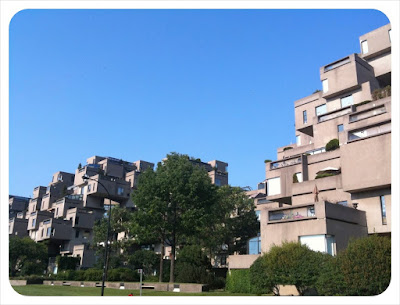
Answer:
[[341, 95, 353, 108], [299, 234, 336, 256], [380, 195, 387, 225], [361, 40, 369, 54], [315, 104, 327, 116], [322, 79, 329, 93]]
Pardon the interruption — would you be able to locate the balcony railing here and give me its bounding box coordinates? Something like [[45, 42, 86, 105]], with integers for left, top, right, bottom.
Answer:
[[318, 106, 352, 123], [270, 157, 302, 170], [269, 205, 315, 222], [349, 106, 386, 123]]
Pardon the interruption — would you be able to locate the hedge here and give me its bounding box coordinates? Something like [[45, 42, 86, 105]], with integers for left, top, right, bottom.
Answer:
[[225, 269, 251, 293]]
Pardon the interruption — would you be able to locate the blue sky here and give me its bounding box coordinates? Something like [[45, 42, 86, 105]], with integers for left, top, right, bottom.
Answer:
[[9, 9, 390, 197]]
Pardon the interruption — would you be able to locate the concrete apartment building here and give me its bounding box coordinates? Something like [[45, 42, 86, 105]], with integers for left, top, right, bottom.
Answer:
[[9, 155, 228, 270], [229, 24, 391, 269]]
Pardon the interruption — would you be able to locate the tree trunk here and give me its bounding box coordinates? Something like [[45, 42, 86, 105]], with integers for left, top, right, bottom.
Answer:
[[159, 242, 164, 282], [169, 244, 175, 283]]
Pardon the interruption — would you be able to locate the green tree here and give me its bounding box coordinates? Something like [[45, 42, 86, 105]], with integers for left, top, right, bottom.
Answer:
[[339, 235, 391, 296], [92, 206, 135, 270], [198, 186, 259, 257], [128, 250, 159, 276], [315, 254, 346, 296], [249, 256, 275, 295], [131, 152, 218, 283], [9, 237, 48, 276]]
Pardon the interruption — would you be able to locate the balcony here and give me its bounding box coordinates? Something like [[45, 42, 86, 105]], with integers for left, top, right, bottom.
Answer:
[[270, 156, 302, 170], [349, 104, 386, 123], [318, 106, 353, 123], [268, 205, 316, 223]]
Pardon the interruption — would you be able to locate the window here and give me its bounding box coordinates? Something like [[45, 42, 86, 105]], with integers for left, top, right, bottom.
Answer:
[[80, 186, 85, 195], [257, 182, 265, 190], [32, 218, 36, 228], [47, 227, 52, 237], [248, 236, 261, 255], [337, 201, 348, 206], [215, 178, 221, 186], [75, 216, 80, 225], [388, 29, 391, 42], [299, 234, 336, 256], [267, 177, 281, 196], [380, 195, 387, 225], [295, 172, 303, 183], [87, 184, 91, 192], [337, 124, 344, 133], [225, 166, 228, 173], [340, 95, 353, 108], [255, 210, 261, 221], [322, 79, 328, 93], [117, 187, 124, 195], [307, 206, 315, 217], [296, 135, 301, 145], [303, 110, 307, 124], [361, 40, 368, 54], [315, 104, 327, 116], [75, 230, 80, 238]]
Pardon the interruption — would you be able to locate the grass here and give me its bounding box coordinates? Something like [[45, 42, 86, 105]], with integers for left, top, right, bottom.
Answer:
[[12, 285, 257, 296]]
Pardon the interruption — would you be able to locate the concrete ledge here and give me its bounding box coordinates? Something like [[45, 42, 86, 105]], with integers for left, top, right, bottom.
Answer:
[[42, 280, 207, 293], [10, 280, 27, 286]]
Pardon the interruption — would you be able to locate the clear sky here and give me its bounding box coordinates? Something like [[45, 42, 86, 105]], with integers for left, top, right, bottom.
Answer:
[[9, 9, 390, 197]]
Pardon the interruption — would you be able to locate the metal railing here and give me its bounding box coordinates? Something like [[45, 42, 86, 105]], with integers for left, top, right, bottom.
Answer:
[[270, 157, 302, 170]]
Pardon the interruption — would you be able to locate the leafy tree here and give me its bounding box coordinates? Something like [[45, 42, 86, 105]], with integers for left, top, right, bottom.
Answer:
[[197, 186, 259, 257], [9, 237, 48, 276], [339, 235, 391, 296], [175, 245, 211, 284], [131, 152, 218, 283], [263, 242, 327, 295], [92, 206, 135, 271], [128, 250, 159, 276]]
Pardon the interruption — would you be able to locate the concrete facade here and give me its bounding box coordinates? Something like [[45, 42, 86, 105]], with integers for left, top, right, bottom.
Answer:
[[229, 24, 391, 270], [10, 155, 228, 271]]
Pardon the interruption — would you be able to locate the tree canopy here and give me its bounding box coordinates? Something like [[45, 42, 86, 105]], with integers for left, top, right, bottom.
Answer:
[[131, 152, 218, 282]]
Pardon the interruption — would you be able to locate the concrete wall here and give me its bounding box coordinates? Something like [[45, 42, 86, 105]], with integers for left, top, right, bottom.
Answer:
[[351, 188, 391, 234], [359, 23, 391, 60], [341, 133, 391, 192], [227, 254, 260, 269]]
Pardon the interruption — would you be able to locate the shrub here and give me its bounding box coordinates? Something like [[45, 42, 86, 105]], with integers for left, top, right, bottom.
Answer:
[[107, 268, 139, 282], [56, 255, 80, 271], [372, 86, 391, 100], [315, 172, 336, 179], [55, 270, 76, 281], [293, 173, 299, 183], [264, 242, 327, 295], [83, 268, 103, 281], [264, 159, 272, 163], [208, 276, 226, 290], [225, 269, 251, 293], [283, 147, 293, 151], [315, 255, 346, 296], [339, 235, 391, 296], [175, 245, 211, 284], [325, 139, 339, 151], [249, 256, 274, 295], [144, 275, 158, 282]]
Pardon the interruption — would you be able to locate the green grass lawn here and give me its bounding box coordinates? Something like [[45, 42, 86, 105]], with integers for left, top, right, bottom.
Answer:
[[12, 285, 256, 296]]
